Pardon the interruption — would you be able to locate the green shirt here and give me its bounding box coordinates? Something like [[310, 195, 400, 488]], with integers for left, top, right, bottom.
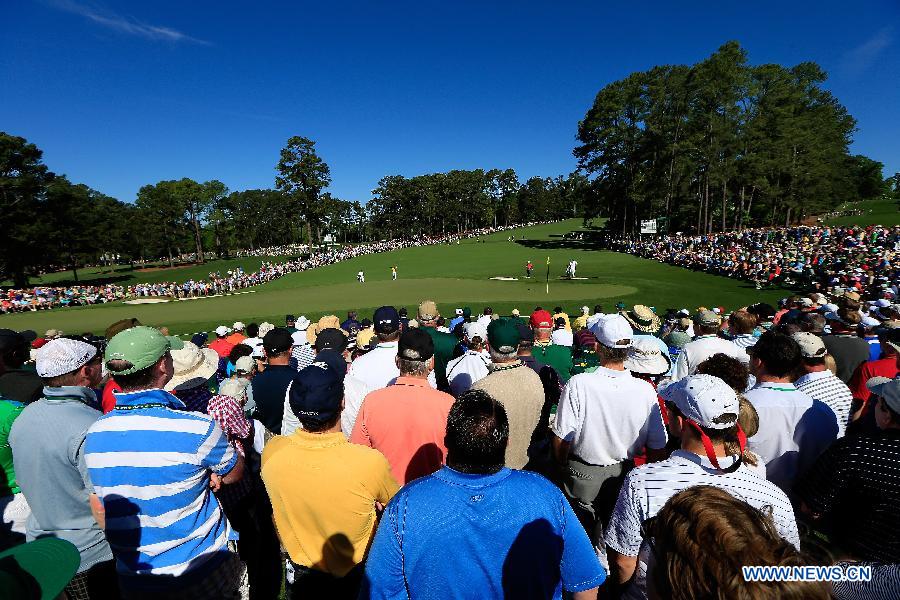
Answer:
[[423, 326, 459, 392], [532, 343, 573, 383], [570, 352, 600, 377], [0, 397, 25, 496]]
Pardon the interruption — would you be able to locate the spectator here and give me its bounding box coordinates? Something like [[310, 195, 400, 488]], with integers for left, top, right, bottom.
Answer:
[[727, 309, 758, 349], [100, 319, 142, 414], [0, 328, 42, 405], [341, 310, 361, 335], [646, 486, 827, 600], [621, 304, 672, 375], [361, 390, 607, 599], [572, 305, 591, 331], [84, 326, 244, 598], [209, 325, 236, 358], [796, 377, 900, 564], [251, 328, 298, 434], [8, 337, 117, 598], [822, 309, 871, 383], [0, 391, 27, 550], [282, 327, 348, 436], [226, 321, 247, 345], [471, 319, 544, 470], [284, 314, 297, 334], [417, 300, 457, 392], [553, 306, 571, 331], [847, 328, 900, 427], [553, 315, 667, 563], [164, 341, 219, 413], [606, 374, 799, 597], [445, 321, 491, 397], [262, 349, 397, 599], [793, 332, 854, 438], [551, 316, 574, 347], [672, 311, 748, 380], [351, 328, 454, 484], [241, 322, 263, 353], [530, 309, 574, 383], [745, 331, 838, 493]]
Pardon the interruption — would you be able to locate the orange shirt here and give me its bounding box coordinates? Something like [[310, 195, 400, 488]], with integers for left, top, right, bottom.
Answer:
[[208, 338, 235, 358], [225, 332, 246, 345], [350, 376, 454, 485]]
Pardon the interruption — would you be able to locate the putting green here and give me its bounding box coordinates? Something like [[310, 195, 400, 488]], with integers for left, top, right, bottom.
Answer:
[[1, 219, 789, 336]]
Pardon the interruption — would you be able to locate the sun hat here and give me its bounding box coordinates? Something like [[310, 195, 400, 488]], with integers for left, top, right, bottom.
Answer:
[[792, 332, 827, 359], [306, 315, 341, 345], [581, 305, 590, 314], [0, 537, 81, 599], [164, 341, 219, 392], [35, 338, 98, 378], [258, 322, 275, 338], [417, 300, 440, 322], [659, 373, 745, 470], [356, 327, 376, 349], [399, 329, 435, 361], [218, 377, 250, 402], [511, 308, 520, 317], [867, 377, 900, 413], [214, 325, 230, 337], [105, 326, 184, 376], [589, 314, 633, 349], [295, 316, 311, 332], [487, 319, 521, 353], [288, 350, 346, 425], [234, 355, 255, 374], [621, 305, 661, 334], [463, 321, 489, 342], [44, 329, 63, 339], [291, 331, 307, 347], [232, 321, 246, 331], [861, 316, 881, 329], [530, 309, 553, 329], [694, 310, 721, 327], [624, 337, 671, 375]]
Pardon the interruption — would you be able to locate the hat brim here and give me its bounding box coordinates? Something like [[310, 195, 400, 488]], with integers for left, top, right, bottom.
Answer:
[[0, 537, 80, 599], [624, 351, 671, 376], [165, 347, 219, 392], [622, 312, 661, 334]]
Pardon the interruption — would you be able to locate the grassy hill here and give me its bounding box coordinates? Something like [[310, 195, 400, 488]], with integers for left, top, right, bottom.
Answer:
[[820, 197, 900, 227]]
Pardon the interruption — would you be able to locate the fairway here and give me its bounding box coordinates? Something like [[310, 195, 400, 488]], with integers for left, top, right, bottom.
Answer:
[[1, 220, 787, 336]]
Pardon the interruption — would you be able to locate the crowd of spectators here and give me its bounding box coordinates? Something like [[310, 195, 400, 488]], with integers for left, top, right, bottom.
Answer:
[[605, 224, 900, 296], [2, 283, 899, 598]]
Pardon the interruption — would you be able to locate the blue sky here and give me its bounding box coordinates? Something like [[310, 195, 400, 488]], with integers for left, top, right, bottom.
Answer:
[[2, 1, 898, 204]]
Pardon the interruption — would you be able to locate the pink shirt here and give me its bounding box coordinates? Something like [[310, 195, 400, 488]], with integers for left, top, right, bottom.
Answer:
[[350, 376, 453, 485]]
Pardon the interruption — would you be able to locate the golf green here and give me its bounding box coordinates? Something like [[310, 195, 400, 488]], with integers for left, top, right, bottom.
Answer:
[[1, 220, 787, 336]]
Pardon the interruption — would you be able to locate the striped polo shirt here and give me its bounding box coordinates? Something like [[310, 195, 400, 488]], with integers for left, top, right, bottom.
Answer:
[[795, 370, 854, 438], [606, 450, 799, 599], [84, 388, 238, 588]]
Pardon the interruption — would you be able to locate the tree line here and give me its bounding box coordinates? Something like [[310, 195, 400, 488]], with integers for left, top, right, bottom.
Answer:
[[575, 41, 894, 235]]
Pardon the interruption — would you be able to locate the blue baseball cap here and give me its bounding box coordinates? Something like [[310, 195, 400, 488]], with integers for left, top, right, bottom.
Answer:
[[373, 306, 400, 334], [288, 350, 347, 425]]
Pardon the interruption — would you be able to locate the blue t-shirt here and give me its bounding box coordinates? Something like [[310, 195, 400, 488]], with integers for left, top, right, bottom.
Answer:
[[362, 466, 605, 599]]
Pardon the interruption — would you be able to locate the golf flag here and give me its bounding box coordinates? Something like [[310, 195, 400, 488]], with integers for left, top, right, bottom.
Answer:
[[546, 256, 550, 294]]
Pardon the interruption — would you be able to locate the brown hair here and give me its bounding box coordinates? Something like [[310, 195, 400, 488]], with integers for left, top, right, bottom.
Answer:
[[729, 310, 757, 335], [648, 486, 829, 600], [696, 353, 749, 393], [724, 396, 759, 467]]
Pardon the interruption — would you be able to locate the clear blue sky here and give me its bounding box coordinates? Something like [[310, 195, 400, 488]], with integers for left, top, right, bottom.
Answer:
[[2, 1, 898, 204]]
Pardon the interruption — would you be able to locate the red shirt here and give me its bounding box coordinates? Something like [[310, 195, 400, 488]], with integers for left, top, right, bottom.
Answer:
[[101, 379, 121, 413], [848, 357, 899, 406], [208, 338, 235, 359]]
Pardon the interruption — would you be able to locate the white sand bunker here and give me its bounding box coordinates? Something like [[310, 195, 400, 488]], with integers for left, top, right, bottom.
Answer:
[[490, 276, 519, 281], [123, 297, 172, 305]]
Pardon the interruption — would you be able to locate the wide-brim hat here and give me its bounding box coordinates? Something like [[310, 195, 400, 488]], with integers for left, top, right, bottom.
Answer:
[[622, 305, 661, 334], [624, 338, 671, 375], [165, 342, 219, 391], [306, 315, 341, 345]]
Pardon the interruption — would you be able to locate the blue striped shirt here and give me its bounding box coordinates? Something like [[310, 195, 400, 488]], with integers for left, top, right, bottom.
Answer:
[[84, 388, 238, 586]]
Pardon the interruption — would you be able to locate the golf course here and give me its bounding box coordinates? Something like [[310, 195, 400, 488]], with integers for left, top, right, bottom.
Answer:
[[0, 220, 788, 337]]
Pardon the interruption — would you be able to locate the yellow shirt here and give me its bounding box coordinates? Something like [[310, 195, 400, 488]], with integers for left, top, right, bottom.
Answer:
[[572, 314, 589, 332], [261, 430, 399, 576], [553, 312, 572, 331]]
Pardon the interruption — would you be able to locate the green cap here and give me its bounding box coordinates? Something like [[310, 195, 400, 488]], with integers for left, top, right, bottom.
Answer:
[[487, 318, 521, 353], [0, 537, 80, 599], [105, 326, 184, 375]]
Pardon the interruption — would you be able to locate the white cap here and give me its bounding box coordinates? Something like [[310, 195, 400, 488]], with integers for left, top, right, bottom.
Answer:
[[291, 331, 307, 346], [232, 321, 246, 331], [589, 314, 633, 349], [295, 316, 311, 331], [463, 321, 488, 342], [36, 338, 97, 378], [455, 308, 464, 316], [659, 374, 739, 429], [822, 303, 839, 313], [218, 377, 250, 401], [876, 299, 891, 308], [234, 355, 255, 373], [581, 306, 590, 314], [215, 325, 230, 337], [792, 332, 827, 358], [800, 297, 814, 307], [861, 316, 881, 328]]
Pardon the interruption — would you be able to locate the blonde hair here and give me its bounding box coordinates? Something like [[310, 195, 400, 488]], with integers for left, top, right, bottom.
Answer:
[[725, 396, 759, 467], [648, 486, 828, 600]]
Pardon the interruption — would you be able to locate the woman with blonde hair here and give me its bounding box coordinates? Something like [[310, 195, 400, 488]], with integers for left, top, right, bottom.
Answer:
[[646, 485, 828, 600]]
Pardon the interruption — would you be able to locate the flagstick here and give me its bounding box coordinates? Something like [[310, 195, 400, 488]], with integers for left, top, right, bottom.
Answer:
[[546, 256, 550, 294]]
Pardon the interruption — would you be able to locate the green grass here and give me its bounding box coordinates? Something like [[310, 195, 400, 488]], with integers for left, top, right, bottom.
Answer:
[[821, 197, 900, 227], [1, 220, 788, 336], [3, 257, 290, 288]]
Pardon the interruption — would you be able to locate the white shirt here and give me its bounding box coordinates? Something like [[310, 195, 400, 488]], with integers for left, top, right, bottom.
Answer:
[[476, 314, 493, 329], [794, 370, 853, 438], [553, 366, 667, 466], [607, 450, 799, 600], [672, 335, 749, 381], [730, 333, 758, 349], [241, 336, 263, 351], [445, 350, 491, 397], [341, 373, 371, 437], [281, 380, 301, 436], [745, 381, 839, 493], [551, 329, 574, 347]]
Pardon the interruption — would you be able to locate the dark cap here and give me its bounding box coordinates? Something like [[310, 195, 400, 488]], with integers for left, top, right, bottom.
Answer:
[[285, 314, 296, 323], [373, 306, 400, 334], [0, 329, 37, 352], [288, 350, 346, 425], [399, 329, 434, 361], [315, 328, 348, 352], [488, 319, 521, 353], [515, 322, 534, 343], [263, 328, 293, 354]]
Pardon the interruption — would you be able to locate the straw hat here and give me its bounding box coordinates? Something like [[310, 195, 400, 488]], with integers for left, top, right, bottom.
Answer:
[[164, 341, 219, 392], [624, 337, 671, 375], [621, 305, 661, 334], [306, 315, 341, 345]]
